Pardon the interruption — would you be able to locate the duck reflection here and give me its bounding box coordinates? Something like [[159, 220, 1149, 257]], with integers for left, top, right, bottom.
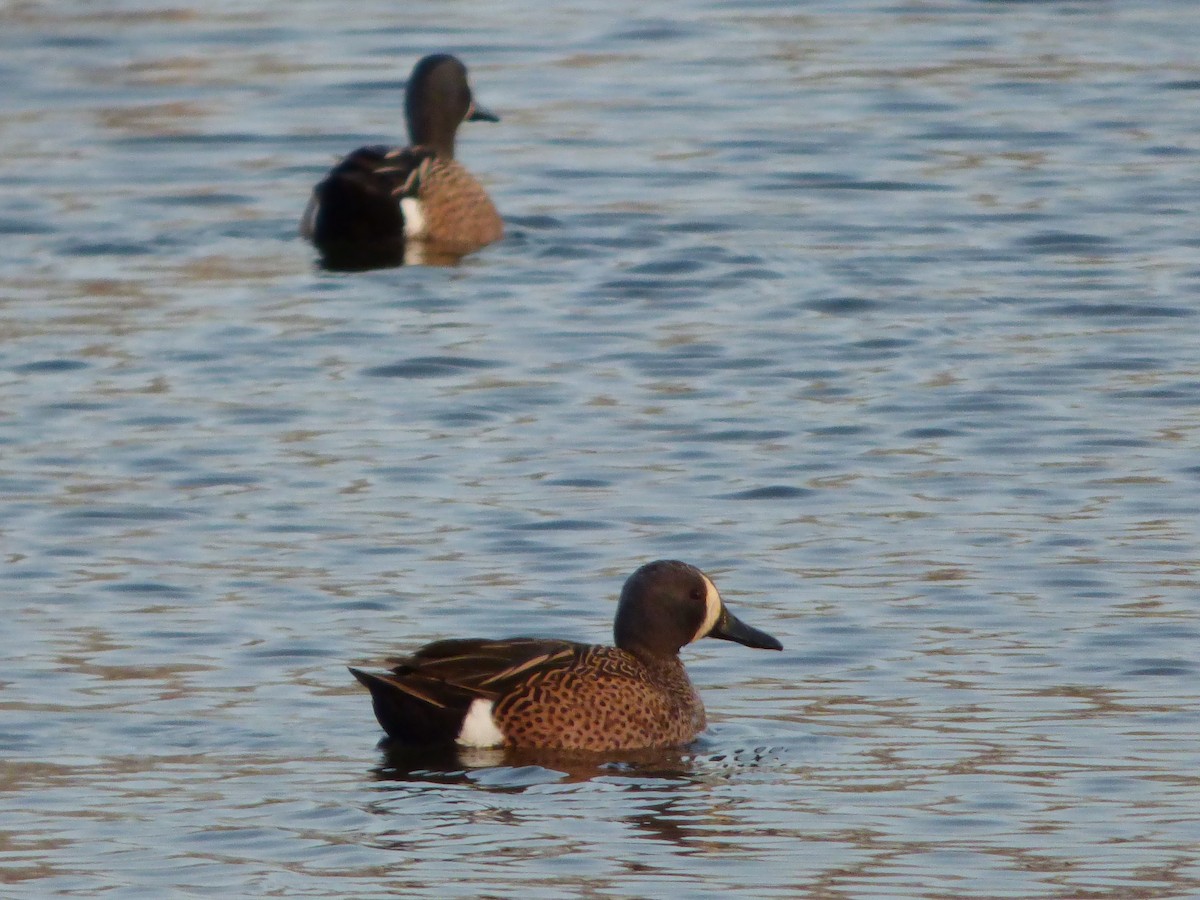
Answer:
[[312, 238, 475, 272], [372, 740, 699, 787], [366, 739, 782, 856]]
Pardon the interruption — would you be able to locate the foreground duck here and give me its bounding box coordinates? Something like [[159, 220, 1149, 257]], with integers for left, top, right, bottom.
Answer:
[[350, 560, 782, 751], [301, 53, 503, 268]]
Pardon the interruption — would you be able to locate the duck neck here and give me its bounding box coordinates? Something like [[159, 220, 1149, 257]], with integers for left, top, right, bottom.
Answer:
[[626, 644, 689, 681], [406, 103, 457, 160], [425, 133, 455, 160]]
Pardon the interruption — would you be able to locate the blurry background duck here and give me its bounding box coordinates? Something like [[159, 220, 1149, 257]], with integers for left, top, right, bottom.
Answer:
[[301, 53, 503, 269]]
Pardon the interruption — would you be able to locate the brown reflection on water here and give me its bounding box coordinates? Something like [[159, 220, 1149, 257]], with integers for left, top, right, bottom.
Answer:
[[96, 102, 215, 138], [1026, 683, 1185, 718]]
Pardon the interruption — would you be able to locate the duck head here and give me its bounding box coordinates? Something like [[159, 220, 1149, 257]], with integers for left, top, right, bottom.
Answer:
[[614, 560, 783, 659], [405, 53, 498, 159]]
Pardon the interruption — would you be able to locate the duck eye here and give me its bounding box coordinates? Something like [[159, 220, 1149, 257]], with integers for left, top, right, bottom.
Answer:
[[689, 586, 705, 601]]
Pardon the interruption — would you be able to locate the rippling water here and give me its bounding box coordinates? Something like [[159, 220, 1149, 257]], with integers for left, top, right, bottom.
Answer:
[[3, 1, 1200, 897]]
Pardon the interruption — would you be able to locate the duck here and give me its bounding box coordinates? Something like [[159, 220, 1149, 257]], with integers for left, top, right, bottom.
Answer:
[[301, 53, 503, 268], [349, 560, 782, 751]]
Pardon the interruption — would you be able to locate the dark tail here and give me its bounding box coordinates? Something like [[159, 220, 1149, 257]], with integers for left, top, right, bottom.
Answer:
[[348, 667, 466, 745]]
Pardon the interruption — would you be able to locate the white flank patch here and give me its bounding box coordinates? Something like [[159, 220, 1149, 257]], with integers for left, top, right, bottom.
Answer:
[[457, 698, 505, 748], [400, 197, 426, 239], [403, 242, 427, 267], [692, 574, 724, 643]]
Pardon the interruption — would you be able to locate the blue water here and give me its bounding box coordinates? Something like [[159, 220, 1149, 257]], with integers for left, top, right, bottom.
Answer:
[[3, 1, 1200, 896]]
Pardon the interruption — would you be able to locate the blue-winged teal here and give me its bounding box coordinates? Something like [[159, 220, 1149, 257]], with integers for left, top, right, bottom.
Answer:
[[350, 560, 782, 751], [301, 53, 503, 267]]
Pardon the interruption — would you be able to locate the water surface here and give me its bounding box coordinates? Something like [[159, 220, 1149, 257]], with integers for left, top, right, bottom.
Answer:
[[3, 1, 1200, 897]]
